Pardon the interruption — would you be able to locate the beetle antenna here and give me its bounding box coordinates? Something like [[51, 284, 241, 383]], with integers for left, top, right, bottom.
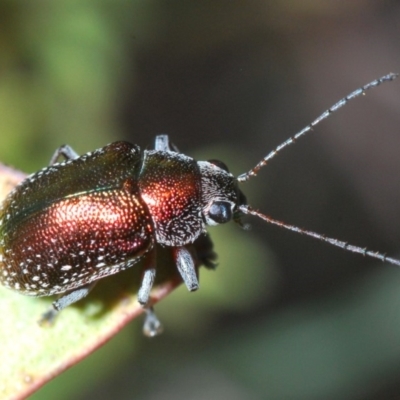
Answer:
[[239, 205, 400, 267], [237, 73, 398, 183]]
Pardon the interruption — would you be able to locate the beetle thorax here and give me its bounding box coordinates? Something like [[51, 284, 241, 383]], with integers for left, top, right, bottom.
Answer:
[[139, 150, 204, 247]]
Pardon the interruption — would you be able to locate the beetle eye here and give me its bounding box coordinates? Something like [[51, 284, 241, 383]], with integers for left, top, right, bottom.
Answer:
[[208, 201, 232, 224], [208, 159, 229, 172]]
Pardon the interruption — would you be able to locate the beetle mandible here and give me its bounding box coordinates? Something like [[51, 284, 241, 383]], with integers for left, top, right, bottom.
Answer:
[[0, 73, 399, 336]]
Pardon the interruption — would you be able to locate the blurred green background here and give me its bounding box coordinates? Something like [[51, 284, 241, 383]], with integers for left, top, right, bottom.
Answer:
[[2, 1, 400, 399]]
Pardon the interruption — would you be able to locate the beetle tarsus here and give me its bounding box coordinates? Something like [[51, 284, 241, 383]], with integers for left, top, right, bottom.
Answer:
[[143, 306, 163, 337], [38, 307, 59, 327]]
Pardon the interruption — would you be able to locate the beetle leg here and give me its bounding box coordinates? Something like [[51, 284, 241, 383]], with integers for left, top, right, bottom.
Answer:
[[142, 306, 163, 337], [49, 144, 80, 165], [192, 233, 218, 270], [137, 248, 157, 306], [53, 282, 97, 310], [54, 281, 97, 311], [39, 282, 97, 325], [173, 246, 199, 291], [39, 308, 58, 325], [154, 134, 179, 152]]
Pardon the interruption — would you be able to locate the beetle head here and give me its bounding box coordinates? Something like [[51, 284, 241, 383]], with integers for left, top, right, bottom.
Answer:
[[198, 160, 247, 228]]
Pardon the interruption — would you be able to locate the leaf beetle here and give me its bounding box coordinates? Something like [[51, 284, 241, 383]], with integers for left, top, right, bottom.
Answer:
[[0, 73, 399, 336]]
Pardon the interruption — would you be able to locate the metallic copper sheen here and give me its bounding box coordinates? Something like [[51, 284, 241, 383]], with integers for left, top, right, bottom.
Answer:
[[0, 142, 155, 296], [139, 151, 203, 246]]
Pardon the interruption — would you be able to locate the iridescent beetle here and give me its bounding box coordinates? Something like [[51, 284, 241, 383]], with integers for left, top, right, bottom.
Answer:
[[0, 73, 399, 336]]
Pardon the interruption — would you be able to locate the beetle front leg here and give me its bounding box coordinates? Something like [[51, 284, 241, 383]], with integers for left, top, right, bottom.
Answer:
[[173, 246, 199, 292], [49, 144, 80, 165], [192, 233, 217, 270]]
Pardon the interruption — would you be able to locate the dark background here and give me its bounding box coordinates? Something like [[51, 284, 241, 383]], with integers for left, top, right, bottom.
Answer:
[[2, 2, 400, 399]]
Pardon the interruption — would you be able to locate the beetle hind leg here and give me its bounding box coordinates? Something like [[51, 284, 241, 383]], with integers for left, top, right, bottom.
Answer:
[[39, 282, 97, 325]]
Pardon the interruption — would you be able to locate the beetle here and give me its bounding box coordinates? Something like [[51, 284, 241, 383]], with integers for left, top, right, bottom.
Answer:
[[0, 73, 399, 336]]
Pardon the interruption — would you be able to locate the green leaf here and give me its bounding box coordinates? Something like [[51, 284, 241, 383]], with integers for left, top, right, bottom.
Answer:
[[0, 164, 180, 399]]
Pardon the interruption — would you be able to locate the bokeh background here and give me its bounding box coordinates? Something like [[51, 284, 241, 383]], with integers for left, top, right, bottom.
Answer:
[[2, 2, 400, 399]]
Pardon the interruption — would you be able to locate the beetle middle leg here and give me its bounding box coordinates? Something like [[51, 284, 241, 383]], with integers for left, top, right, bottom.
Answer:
[[154, 134, 179, 152], [142, 306, 163, 337], [49, 144, 80, 165], [137, 248, 157, 306], [136, 249, 165, 337]]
